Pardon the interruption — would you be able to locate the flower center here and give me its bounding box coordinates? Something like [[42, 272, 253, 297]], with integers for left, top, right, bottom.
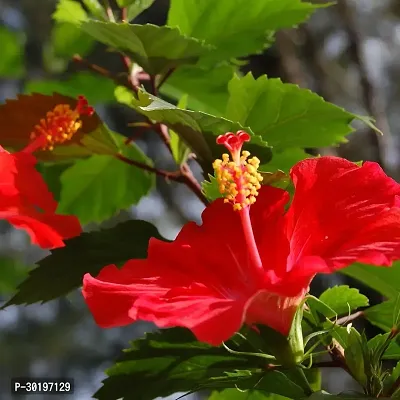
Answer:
[[29, 95, 94, 151], [213, 131, 264, 278], [213, 131, 263, 211]]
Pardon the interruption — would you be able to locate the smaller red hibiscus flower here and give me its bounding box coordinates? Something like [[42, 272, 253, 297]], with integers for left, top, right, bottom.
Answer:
[[82, 131, 400, 346], [0, 97, 93, 249]]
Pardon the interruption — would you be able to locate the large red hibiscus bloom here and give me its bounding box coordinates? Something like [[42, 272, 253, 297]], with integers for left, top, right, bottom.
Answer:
[[83, 131, 400, 346]]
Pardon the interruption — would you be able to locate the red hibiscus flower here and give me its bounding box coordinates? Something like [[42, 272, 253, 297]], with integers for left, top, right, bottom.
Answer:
[[0, 145, 82, 249], [0, 96, 94, 249], [82, 131, 400, 346]]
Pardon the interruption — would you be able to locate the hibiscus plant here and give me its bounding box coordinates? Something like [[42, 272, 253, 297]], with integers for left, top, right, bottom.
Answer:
[[1, 0, 400, 400]]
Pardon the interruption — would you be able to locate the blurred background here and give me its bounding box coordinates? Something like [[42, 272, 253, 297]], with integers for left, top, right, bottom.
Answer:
[[0, 0, 399, 398]]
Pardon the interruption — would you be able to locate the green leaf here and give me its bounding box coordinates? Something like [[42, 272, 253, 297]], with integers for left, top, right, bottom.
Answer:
[[344, 328, 367, 387], [53, 0, 88, 24], [115, 88, 272, 173], [82, 0, 107, 20], [225, 73, 364, 150], [161, 64, 235, 116], [305, 368, 321, 392], [368, 333, 400, 361], [95, 328, 306, 400], [202, 174, 223, 202], [305, 391, 387, 400], [306, 295, 337, 324], [382, 341, 400, 360], [0, 257, 30, 295], [50, 22, 94, 58], [261, 148, 310, 173], [341, 262, 400, 299], [37, 162, 74, 202], [116, 0, 155, 21], [365, 299, 399, 332], [209, 390, 288, 399], [80, 21, 212, 75], [25, 72, 117, 104], [167, 0, 324, 63], [57, 140, 154, 224], [169, 95, 191, 165], [384, 361, 400, 395], [319, 286, 369, 318], [0, 27, 25, 78], [2, 220, 165, 307]]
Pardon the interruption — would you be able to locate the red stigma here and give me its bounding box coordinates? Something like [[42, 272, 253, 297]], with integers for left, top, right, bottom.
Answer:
[[216, 131, 251, 153], [76, 95, 95, 116]]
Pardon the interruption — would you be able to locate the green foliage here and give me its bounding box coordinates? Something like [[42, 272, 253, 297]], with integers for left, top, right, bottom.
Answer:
[[57, 142, 154, 224], [161, 64, 235, 115], [82, 0, 107, 20], [53, 0, 88, 24], [209, 390, 284, 400], [116, 0, 156, 21], [202, 174, 223, 202], [114, 88, 271, 173], [1, 0, 397, 398], [225, 73, 361, 149], [167, 0, 324, 63], [305, 392, 387, 400], [344, 328, 368, 387], [25, 72, 116, 104], [2, 220, 166, 307], [365, 299, 400, 331], [50, 23, 94, 59], [95, 328, 307, 400], [37, 162, 73, 202], [0, 27, 25, 78], [80, 21, 212, 75], [261, 149, 311, 173], [341, 262, 400, 299], [318, 286, 369, 318], [169, 95, 191, 166], [0, 257, 30, 294]]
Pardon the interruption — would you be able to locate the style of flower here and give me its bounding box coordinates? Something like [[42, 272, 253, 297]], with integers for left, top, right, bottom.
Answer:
[[82, 131, 400, 346]]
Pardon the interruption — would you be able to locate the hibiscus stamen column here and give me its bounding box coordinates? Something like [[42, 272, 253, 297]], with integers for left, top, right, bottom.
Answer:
[[22, 95, 94, 154], [213, 131, 264, 277]]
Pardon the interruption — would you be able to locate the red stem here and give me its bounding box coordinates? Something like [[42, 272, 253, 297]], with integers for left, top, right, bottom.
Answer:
[[121, 7, 128, 22]]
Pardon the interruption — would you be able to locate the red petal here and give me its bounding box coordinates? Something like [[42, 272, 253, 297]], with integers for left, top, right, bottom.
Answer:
[[83, 255, 246, 345], [249, 185, 291, 284], [0, 148, 82, 248], [245, 289, 305, 335], [3, 210, 82, 249], [287, 157, 400, 273], [0, 149, 58, 212]]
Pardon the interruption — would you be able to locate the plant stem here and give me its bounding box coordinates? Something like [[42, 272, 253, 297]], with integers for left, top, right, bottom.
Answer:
[[125, 125, 151, 144], [73, 55, 138, 93], [335, 311, 364, 326], [117, 154, 208, 206], [121, 7, 128, 22], [157, 68, 176, 89], [102, 0, 116, 22], [150, 75, 158, 96], [116, 154, 180, 179]]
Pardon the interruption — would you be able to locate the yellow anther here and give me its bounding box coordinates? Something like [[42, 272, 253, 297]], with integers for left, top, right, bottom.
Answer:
[[29, 96, 94, 151], [213, 149, 263, 211]]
